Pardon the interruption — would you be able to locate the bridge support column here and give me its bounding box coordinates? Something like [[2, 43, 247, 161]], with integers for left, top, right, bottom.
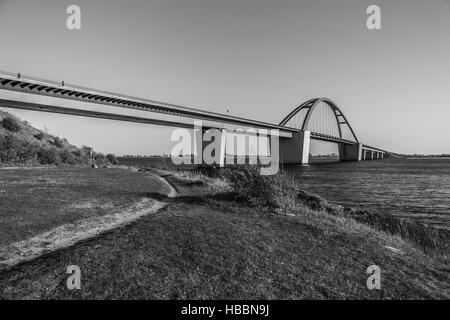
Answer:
[[339, 143, 363, 162], [195, 128, 227, 167], [279, 130, 310, 164]]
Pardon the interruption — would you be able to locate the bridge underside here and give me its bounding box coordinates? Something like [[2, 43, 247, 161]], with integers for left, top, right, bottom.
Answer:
[[279, 131, 388, 165], [0, 73, 294, 138]]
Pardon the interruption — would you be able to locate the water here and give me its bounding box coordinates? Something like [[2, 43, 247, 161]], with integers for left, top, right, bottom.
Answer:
[[286, 158, 450, 230]]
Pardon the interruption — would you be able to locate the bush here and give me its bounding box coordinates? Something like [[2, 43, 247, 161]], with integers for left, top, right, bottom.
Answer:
[[52, 136, 64, 148], [0, 134, 18, 162], [17, 140, 39, 163], [72, 149, 81, 157], [95, 153, 105, 161], [81, 146, 93, 157], [222, 165, 281, 209], [59, 149, 80, 165], [0, 134, 40, 163], [94, 153, 110, 166], [38, 146, 61, 165], [2, 116, 21, 132], [106, 154, 119, 165]]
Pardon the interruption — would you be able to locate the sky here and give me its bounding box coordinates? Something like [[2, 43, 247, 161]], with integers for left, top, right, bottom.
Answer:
[[0, 0, 449, 155]]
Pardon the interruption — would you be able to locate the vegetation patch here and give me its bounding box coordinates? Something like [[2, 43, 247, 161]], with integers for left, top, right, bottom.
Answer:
[[1, 116, 21, 133], [0, 110, 118, 167]]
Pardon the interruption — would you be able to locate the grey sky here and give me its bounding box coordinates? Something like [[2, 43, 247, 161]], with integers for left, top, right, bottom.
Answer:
[[0, 0, 449, 155]]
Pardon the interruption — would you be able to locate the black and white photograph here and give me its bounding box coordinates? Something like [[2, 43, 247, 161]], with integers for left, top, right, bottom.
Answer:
[[0, 0, 449, 308]]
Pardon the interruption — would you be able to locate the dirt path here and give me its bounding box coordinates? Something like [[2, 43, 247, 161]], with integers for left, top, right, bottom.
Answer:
[[0, 172, 177, 270]]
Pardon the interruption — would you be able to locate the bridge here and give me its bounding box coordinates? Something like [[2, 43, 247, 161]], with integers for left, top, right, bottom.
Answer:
[[278, 98, 388, 163], [0, 71, 388, 165]]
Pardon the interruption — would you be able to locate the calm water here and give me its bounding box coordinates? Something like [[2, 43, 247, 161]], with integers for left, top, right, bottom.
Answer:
[[286, 158, 450, 230]]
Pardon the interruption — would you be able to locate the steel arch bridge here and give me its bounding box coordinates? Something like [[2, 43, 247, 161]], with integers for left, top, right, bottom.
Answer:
[[279, 98, 359, 145], [278, 98, 388, 163]]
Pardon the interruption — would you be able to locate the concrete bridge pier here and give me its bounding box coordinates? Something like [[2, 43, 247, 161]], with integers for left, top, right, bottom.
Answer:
[[365, 150, 373, 160], [194, 128, 227, 167], [196, 128, 268, 167], [279, 130, 311, 165], [339, 143, 363, 162], [361, 149, 387, 161]]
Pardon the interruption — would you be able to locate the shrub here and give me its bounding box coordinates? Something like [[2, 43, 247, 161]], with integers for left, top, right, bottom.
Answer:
[[38, 146, 61, 165], [52, 136, 64, 148], [222, 165, 281, 209], [95, 153, 106, 161], [17, 140, 39, 163], [0, 134, 40, 164], [81, 146, 93, 157], [94, 153, 110, 166], [0, 134, 18, 162], [59, 149, 80, 165], [2, 116, 21, 132], [106, 153, 119, 165], [72, 149, 81, 157]]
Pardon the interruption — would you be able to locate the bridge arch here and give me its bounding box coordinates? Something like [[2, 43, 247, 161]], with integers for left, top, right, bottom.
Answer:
[[279, 98, 359, 143]]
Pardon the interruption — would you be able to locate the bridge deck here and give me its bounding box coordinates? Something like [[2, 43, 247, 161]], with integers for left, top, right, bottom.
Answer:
[[0, 71, 296, 135], [0, 71, 387, 154]]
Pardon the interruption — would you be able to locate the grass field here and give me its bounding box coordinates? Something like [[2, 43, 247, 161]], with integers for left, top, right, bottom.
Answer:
[[0, 167, 171, 246], [0, 168, 448, 299]]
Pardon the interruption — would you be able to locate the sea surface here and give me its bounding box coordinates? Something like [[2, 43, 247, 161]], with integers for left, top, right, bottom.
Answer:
[[286, 158, 450, 230]]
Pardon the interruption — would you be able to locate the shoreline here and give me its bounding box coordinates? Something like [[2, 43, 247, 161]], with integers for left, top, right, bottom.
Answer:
[[0, 165, 448, 299], [137, 165, 449, 262], [1, 163, 448, 257]]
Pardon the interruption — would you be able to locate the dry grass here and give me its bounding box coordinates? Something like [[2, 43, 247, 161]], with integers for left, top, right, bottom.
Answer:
[[0, 167, 171, 246]]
